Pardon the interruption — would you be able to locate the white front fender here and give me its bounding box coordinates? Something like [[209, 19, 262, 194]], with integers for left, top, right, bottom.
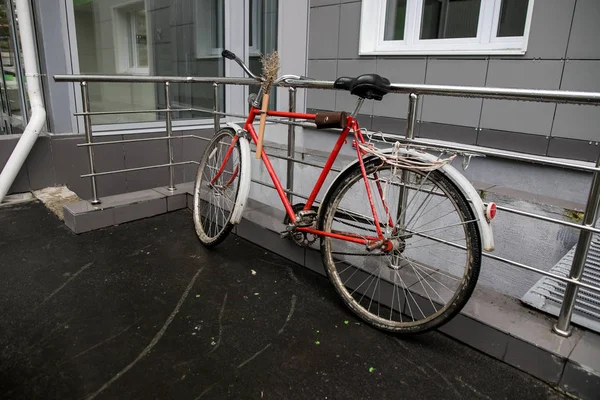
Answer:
[[225, 123, 251, 225], [323, 147, 495, 252]]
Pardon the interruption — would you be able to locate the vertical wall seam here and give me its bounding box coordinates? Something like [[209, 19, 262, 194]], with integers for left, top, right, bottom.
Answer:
[[475, 56, 491, 145], [416, 56, 429, 137], [545, 0, 578, 156]]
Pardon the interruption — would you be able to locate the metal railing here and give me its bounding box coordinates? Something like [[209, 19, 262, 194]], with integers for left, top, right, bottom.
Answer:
[[54, 73, 600, 337]]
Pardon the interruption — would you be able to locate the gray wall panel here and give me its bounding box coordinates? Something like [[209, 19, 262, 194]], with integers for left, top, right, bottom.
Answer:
[[93, 135, 128, 197], [371, 116, 407, 136], [524, 0, 575, 59], [566, 0, 600, 59], [1, 136, 29, 194], [25, 137, 56, 190], [374, 58, 426, 118], [477, 129, 549, 155], [547, 137, 600, 163], [338, 2, 361, 59], [552, 60, 600, 141], [419, 122, 478, 145], [481, 60, 563, 135], [124, 133, 169, 193], [307, 60, 337, 111], [422, 59, 487, 127], [308, 5, 340, 60], [51, 136, 93, 200], [310, 0, 339, 6]]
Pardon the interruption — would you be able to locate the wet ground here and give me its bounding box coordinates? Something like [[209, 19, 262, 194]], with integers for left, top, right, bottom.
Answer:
[[0, 201, 565, 399]]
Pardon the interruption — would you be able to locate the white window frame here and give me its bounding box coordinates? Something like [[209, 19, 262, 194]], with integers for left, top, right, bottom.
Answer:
[[359, 0, 535, 56], [113, 1, 150, 75], [195, 0, 225, 59]]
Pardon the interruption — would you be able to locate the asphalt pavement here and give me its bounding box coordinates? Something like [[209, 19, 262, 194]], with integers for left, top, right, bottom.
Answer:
[[0, 201, 565, 399]]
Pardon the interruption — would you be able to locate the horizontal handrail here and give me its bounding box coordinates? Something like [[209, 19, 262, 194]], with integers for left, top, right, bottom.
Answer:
[[283, 79, 600, 106], [54, 74, 600, 106], [76, 134, 210, 147], [54, 75, 260, 85], [73, 108, 194, 116], [80, 161, 199, 178]]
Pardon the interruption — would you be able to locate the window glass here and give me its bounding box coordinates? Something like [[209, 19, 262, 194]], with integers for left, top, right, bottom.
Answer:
[[383, 0, 407, 41], [0, 0, 29, 134], [420, 0, 481, 40], [73, 0, 226, 125], [497, 0, 529, 37]]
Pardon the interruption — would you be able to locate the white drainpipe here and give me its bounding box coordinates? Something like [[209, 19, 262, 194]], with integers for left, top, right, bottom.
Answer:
[[0, 0, 46, 203]]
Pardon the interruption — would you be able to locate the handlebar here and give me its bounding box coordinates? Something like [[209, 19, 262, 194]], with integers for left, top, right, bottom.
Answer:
[[221, 49, 314, 85], [221, 50, 262, 81]]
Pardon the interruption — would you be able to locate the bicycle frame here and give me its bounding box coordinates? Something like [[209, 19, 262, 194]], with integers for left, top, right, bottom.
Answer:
[[215, 106, 390, 247]]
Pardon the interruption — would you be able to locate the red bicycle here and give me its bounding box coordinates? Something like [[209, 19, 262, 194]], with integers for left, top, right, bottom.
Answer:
[[193, 50, 496, 334]]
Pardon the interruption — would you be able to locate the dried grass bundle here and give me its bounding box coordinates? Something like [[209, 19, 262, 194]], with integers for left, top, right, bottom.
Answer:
[[260, 51, 280, 93], [256, 51, 280, 159]]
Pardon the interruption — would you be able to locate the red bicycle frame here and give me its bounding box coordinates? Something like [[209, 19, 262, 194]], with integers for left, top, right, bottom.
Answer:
[[216, 106, 391, 247]]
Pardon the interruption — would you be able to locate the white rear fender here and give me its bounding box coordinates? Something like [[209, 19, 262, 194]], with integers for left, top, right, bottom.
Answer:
[[323, 147, 495, 252]]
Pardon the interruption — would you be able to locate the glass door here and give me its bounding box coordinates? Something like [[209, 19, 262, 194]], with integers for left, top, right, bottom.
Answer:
[[0, 0, 29, 135]]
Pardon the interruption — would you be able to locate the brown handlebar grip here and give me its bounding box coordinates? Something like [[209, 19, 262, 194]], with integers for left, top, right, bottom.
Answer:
[[315, 112, 348, 130]]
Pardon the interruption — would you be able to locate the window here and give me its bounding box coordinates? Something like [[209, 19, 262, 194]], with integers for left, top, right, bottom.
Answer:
[[114, 2, 149, 75], [195, 0, 224, 58], [72, 0, 280, 126], [360, 0, 534, 55]]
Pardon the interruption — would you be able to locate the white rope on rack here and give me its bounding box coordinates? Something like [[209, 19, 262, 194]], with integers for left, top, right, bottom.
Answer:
[[358, 135, 456, 172]]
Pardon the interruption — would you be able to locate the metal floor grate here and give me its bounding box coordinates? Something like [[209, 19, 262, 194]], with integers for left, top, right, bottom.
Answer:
[[522, 236, 600, 333]]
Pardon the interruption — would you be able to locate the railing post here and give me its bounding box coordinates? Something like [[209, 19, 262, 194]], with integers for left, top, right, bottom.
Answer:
[[164, 82, 176, 191], [80, 81, 100, 205], [397, 93, 420, 226], [286, 87, 296, 203], [213, 82, 221, 132], [405, 93, 419, 139], [553, 155, 600, 336]]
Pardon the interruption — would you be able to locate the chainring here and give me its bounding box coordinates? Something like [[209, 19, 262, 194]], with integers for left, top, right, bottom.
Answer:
[[283, 203, 319, 247]]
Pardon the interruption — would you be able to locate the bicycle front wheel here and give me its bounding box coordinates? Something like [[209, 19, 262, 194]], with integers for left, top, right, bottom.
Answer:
[[320, 158, 481, 333], [193, 128, 242, 247]]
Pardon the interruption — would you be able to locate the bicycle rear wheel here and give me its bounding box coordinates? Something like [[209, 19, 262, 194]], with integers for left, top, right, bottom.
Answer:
[[320, 158, 481, 334], [193, 128, 242, 247]]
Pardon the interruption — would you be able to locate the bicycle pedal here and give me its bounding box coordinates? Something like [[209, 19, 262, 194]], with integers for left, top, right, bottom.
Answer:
[[295, 209, 317, 228], [280, 224, 296, 239]]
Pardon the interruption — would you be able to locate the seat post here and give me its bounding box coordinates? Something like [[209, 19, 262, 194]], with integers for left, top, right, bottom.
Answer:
[[351, 97, 365, 117]]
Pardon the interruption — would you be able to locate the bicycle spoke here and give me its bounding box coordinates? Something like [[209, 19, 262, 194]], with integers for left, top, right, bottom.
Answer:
[[407, 198, 458, 232], [405, 236, 467, 251], [405, 219, 477, 238]]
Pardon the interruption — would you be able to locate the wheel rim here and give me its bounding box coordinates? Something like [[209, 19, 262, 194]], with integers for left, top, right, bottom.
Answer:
[[323, 162, 479, 330], [194, 131, 241, 243]]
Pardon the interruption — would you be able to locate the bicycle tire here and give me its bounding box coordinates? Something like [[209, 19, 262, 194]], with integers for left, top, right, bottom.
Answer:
[[319, 158, 481, 334], [193, 128, 242, 247]]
